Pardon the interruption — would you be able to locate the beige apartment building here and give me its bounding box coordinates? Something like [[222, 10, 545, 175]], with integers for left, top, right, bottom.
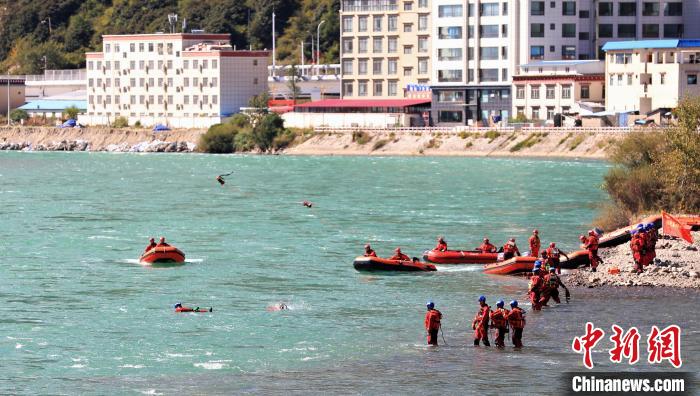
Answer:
[[512, 60, 605, 121], [340, 0, 432, 99], [603, 39, 700, 113], [0, 76, 26, 117], [82, 33, 269, 128]]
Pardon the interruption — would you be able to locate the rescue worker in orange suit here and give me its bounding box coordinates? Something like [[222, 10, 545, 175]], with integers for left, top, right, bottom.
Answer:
[[424, 301, 442, 346], [502, 238, 521, 259], [528, 229, 541, 258], [390, 247, 410, 261], [545, 242, 570, 274], [156, 237, 170, 247], [541, 267, 570, 305], [472, 295, 491, 346], [630, 226, 645, 274], [489, 300, 509, 348], [364, 244, 377, 257], [144, 238, 157, 253], [477, 238, 497, 253], [506, 300, 526, 348], [584, 230, 600, 272], [434, 236, 448, 252], [528, 265, 545, 311], [644, 223, 658, 266]]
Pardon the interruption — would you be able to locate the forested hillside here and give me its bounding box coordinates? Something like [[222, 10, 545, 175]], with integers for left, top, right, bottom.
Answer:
[[0, 0, 339, 74]]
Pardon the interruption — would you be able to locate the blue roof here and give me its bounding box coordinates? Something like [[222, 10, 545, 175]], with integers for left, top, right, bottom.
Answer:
[[18, 99, 87, 112], [602, 39, 700, 51], [520, 60, 601, 68]]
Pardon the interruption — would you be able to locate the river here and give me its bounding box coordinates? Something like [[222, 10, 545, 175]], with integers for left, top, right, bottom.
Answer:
[[1, 152, 696, 395]]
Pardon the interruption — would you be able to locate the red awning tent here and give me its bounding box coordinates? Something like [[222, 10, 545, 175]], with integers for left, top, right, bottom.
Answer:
[[293, 99, 431, 113]]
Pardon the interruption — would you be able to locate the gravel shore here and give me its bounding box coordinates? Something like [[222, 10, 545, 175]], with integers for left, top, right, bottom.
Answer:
[[564, 231, 700, 289]]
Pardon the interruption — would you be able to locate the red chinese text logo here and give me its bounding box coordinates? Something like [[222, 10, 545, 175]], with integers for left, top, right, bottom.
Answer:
[[647, 325, 682, 368], [572, 322, 605, 369]]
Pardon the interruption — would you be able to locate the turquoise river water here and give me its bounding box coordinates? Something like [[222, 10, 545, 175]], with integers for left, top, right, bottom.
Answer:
[[0, 152, 697, 395]]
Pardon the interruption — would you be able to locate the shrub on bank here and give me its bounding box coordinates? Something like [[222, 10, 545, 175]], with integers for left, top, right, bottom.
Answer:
[[198, 123, 237, 153], [112, 116, 129, 128], [9, 109, 28, 123]]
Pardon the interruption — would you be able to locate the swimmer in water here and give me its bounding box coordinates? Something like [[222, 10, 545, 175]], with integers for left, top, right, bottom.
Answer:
[[266, 303, 289, 312], [302, 201, 313, 208], [216, 171, 234, 186]]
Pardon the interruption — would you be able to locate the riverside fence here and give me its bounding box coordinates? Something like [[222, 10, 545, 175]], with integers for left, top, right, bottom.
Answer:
[[312, 126, 665, 135]]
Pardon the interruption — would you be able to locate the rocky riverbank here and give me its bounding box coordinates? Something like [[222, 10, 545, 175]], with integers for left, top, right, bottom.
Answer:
[[564, 231, 700, 289]]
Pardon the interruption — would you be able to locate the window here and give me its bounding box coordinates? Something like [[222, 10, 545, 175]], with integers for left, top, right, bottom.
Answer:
[[403, 67, 412, 76], [418, 15, 428, 31], [599, 24, 613, 38], [480, 3, 499, 16], [147, 43, 153, 52], [388, 80, 398, 96], [343, 38, 353, 53], [403, 23, 413, 33], [502, 46, 508, 60], [562, 85, 571, 99], [183, 77, 189, 87], [599, 2, 613, 16], [418, 59, 428, 74], [418, 37, 428, 53], [618, 24, 636, 38], [373, 59, 382, 74], [373, 81, 383, 96], [546, 107, 555, 120], [438, 48, 462, 61], [531, 23, 545, 38], [614, 53, 632, 64], [403, 45, 413, 54], [468, 4, 474, 16], [166, 43, 173, 55], [546, 85, 555, 99], [532, 107, 540, 119], [659, 73, 666, 84], [212, 95, 218, 105], [581, 85, 590, 99], [388, 37, 398, 53], [562, 2, 576, 15], [531, 1, 545, 15], [388, 15, 398, 31], [212, 77, 217, 87], [479, 69, 499, 82], [343, 81, 353, 96], [643, 24, 659, 38], [359, 38, 368, 53], [502, 68, 508, 81], [373, 37, 383, 53], [664, 24, 683, 38], [579, 10, 589, 18], [404, 1, 413, 11], [130, 43, 135, 52], [562, 46, 576, 59], [688, 75, 697, 85], [388, 59, 398, 74], [502, 24, 508, 37], [468, 47, 474, 60], [664, 2, 682, 16], [358, 59, 368, 75], [643, 2, 659, 16], [439, 111, 463, 123], [342, 59, 353, 74], [437, 90, 465, 103], [516, 86, 525, 99], [468, 69, 474, 82], [562, 24, 576, 38], [531, 86, 540, 99], [530, 46, 545, 60], [438, 70, 463, 82], [619, 2, 636, 16], [503, 2, 508, 15], [438, 26, 462, 39], [468, 26, 474, 38], [418, 0, 428, 7], [358, 16, 368, 32], [480, 25, 499, 38], [479, 47, 499, 60], [373, 16, 382, 32]]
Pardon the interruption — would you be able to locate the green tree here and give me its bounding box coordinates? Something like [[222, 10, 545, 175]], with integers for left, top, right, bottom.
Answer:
[[286, 64, 301, 102], [64, 15, 94, 52], [247, 92, 270, 124], [252, 113, 284, 152], [10, 109, 29, 123], [63, 105, 80, 120]]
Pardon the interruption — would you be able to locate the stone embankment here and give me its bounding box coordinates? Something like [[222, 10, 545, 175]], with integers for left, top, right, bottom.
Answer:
[[0, 126, 203, 152], [565, 232, 700, 289]]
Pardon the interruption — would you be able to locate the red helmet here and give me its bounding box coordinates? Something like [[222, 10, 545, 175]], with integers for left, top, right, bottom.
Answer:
[[533, 229, 539, 234], [159, 237, 165, 243], [483, 237, 489, 242], [395, 247, 401, 253], [588, 230, 595, 236], [549, 242, 556, 248], [579, 235, 586, 241], [509, 238, 516, 242]]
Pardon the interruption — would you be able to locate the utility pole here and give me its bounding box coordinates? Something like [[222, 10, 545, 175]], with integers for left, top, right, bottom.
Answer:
[[7, 78, 10, 125], [41, 17, 52, 35], [300, 41, 305, 71], [272, 11, 276, 79], [317, 20, 326, 77]]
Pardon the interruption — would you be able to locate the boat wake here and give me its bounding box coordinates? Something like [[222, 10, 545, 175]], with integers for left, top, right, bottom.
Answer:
[[435, 265, 483, 272]]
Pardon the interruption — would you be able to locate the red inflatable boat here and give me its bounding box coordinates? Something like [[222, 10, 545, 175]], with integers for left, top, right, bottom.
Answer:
[[423, 249, 501, 264], [353, 256, 436, 272], [483, 256, 537, 275], [140, 246, 186, 264]]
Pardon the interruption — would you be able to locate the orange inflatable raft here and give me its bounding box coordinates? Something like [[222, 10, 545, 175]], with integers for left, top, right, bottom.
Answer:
[[483, 256, 537, 275], [140, 246, 186, 264], [353, 256, 436, 272], [423, 249, 501, 264]]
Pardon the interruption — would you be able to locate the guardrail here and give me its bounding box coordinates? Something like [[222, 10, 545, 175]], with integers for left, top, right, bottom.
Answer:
[[313, 126, 662, 134]]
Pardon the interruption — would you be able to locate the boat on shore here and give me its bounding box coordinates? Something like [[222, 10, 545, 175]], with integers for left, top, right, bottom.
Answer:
[[353, 256, 436, 272], [140, 246, 186, 264], [482, 256, 537, 275], [423, 249, 501, 264]]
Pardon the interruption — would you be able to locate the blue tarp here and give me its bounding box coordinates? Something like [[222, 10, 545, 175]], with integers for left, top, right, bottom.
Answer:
[[60, 119, 77, 128], [153, 124, 170, 131]]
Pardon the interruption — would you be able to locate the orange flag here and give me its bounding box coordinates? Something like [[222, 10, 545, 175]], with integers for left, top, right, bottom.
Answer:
[[662, 211, 694, 244]]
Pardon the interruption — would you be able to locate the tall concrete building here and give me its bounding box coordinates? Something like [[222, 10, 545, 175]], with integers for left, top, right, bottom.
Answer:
[[340, 0, 432, 99], [83, 33, 269, 128]]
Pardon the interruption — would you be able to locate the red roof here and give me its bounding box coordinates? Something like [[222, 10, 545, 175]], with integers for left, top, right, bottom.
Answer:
[[295, 99, 431, 109]]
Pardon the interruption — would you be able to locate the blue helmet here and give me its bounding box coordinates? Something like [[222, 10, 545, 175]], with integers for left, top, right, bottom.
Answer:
[[534, 260, 542, 267], [532, 268, 539, 273], [478, 295, 486, 302], [510, 300, 518, 307], [427, 301, 434, 309], [645, 223, 654, 231], [636, 223, 645, 230], [496, 300, 504, 307], [174, 302, 182, 308], [630, 228, 638, 235]]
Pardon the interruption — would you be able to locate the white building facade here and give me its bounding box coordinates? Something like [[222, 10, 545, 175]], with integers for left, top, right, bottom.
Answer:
[[82, 33, 269, 128]]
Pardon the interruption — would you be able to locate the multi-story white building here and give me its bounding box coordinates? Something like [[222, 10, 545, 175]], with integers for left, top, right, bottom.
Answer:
[[340, 0, 432, 99], [82, 33, 269, 128], [512, 60, 605, 121], [603, 39, 700, 113]]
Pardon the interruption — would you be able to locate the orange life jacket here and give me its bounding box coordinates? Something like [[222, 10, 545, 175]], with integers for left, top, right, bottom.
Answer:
[[529, 235, 540, 251], [435, 242, 448, 251], [478, 243, 496, 253], [546, 247, 561, 260], [585, 235, 599, 251], [490, 307, 509, 328], [425, 309, 442, 331], [528, 275, 544, 293], [507, 307, 526, 329], [364, 250, 377, 257], [545, 273, 559, 289], [474, 305, 490, 328]]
